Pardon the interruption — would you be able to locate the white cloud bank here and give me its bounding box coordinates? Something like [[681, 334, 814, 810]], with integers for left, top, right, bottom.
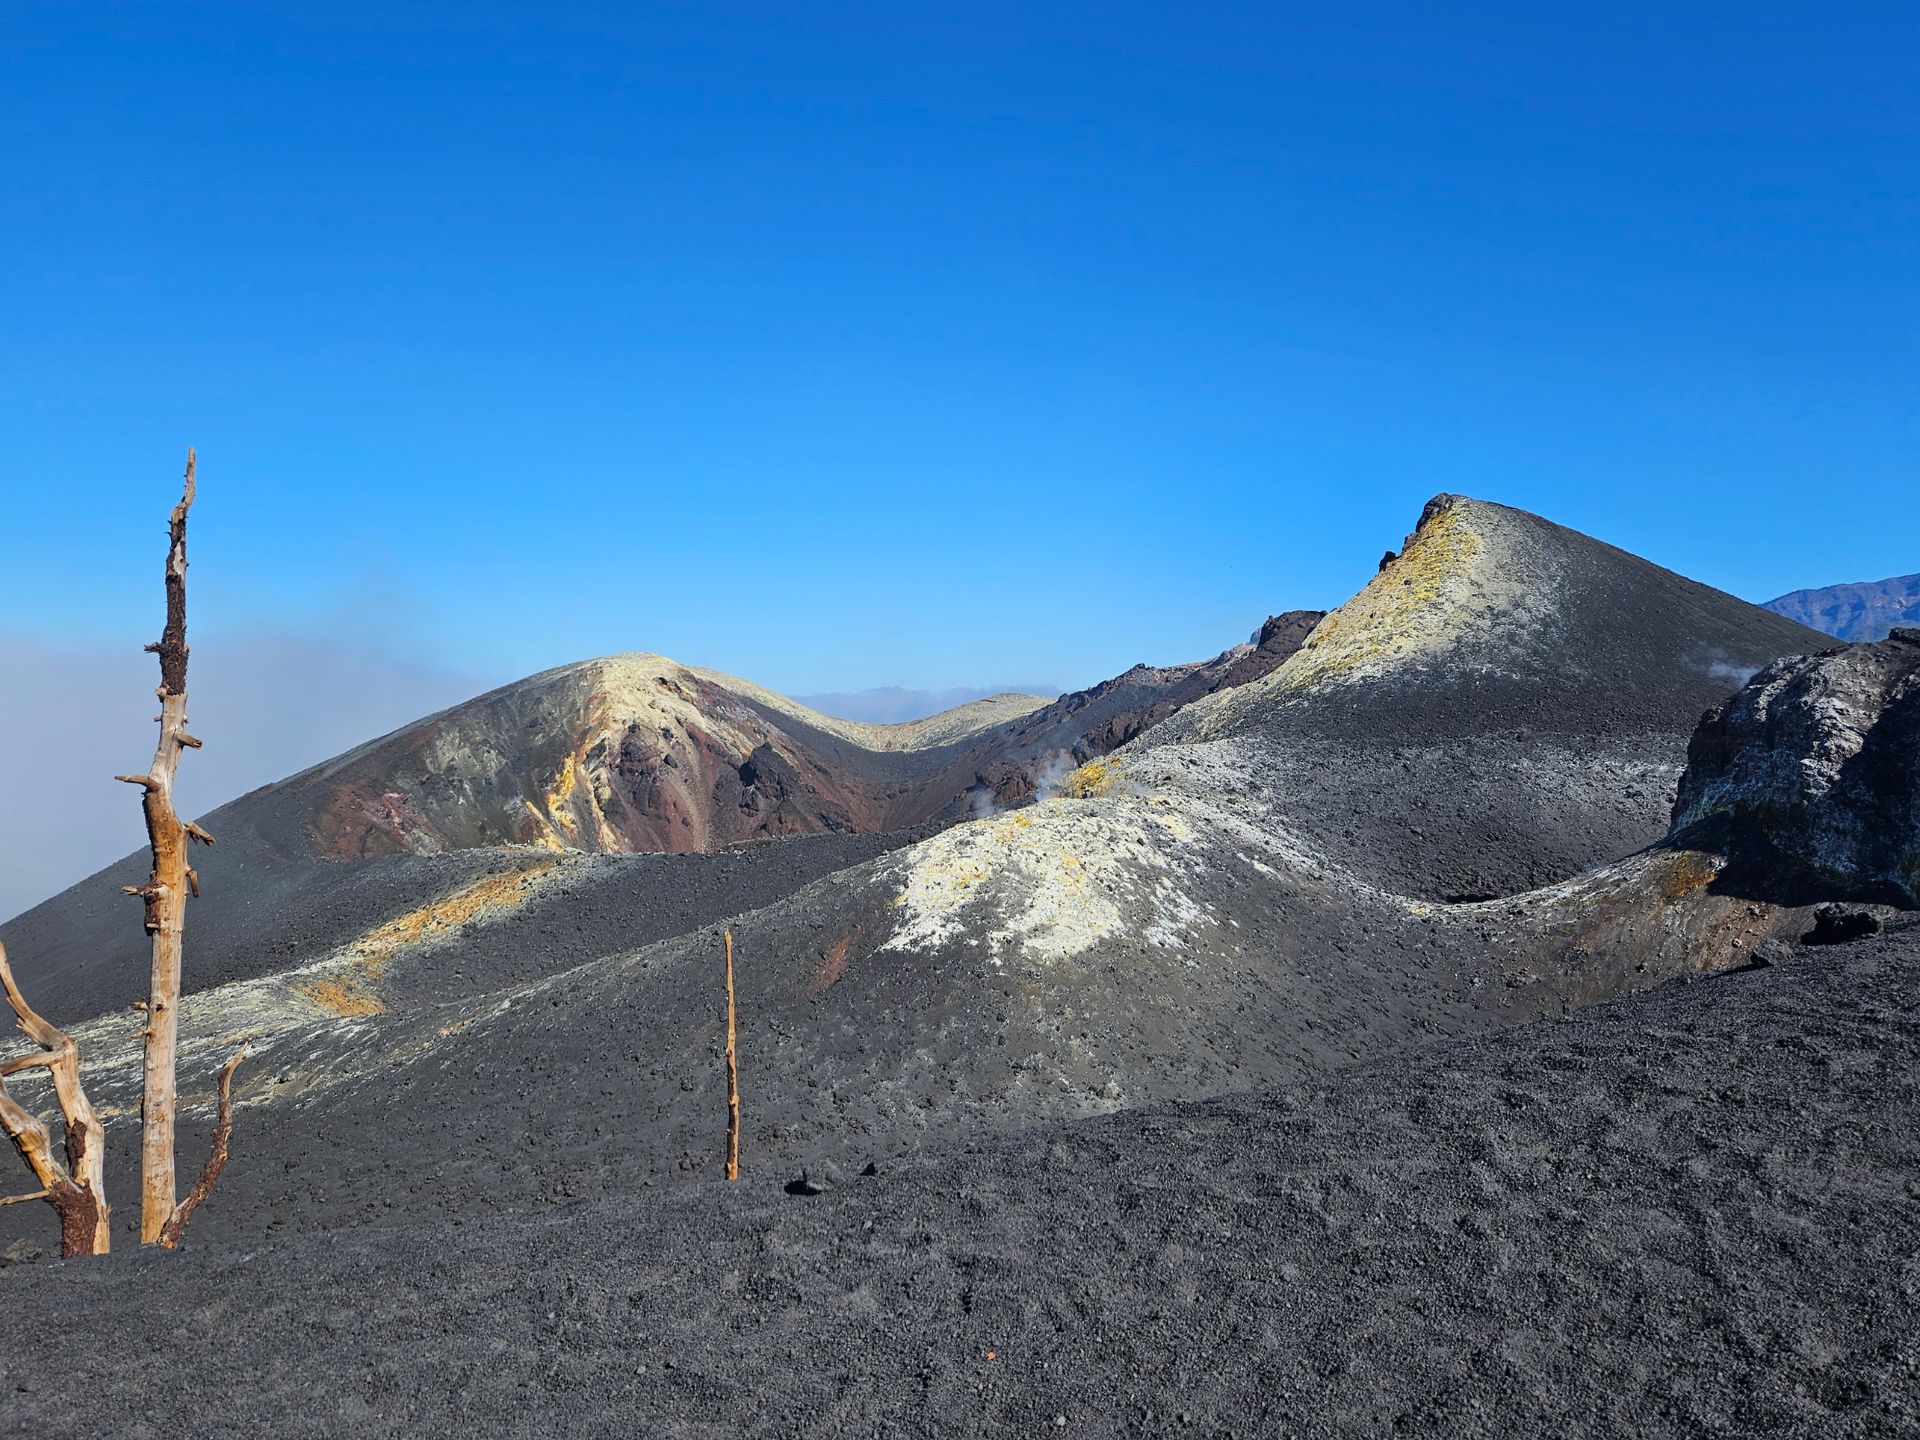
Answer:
[[0, 625, 497, 922]]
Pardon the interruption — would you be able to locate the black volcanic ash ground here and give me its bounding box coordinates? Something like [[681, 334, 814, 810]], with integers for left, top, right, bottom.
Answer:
[[0, 495, 1911, 1437]]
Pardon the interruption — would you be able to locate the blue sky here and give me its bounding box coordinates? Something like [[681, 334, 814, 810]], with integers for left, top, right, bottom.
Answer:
[[4, 1, 1916, 700]]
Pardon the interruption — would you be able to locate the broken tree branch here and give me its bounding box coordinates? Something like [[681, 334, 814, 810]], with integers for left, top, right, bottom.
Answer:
[[129, 447, 201, 1245], [0, 939, 110, 1256], [157, 1043, 248, 1249], [724, 927, 741, 1181]]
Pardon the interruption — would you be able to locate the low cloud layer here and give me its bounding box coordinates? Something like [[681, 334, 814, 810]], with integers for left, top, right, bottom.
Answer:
[[792, 684, 1061, 726], [0, 626, 496, 923]]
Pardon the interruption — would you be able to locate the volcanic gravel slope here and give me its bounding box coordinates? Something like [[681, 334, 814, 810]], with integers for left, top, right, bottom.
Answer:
[[0, 495, 1853, 1268], [0, 492, 1909, 1438], [1155, 494, 1835, 899], [275, 618, 1319, 863], [1, 923, 1914, 1439], [0, 615, 1316, 1021]]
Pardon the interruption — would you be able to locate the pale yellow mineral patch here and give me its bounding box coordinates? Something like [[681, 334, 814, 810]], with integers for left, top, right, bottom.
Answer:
[[881, 797, 1207, 966]]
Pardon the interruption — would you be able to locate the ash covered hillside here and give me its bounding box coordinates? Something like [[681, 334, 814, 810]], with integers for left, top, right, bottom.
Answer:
[[0, 611, 1318, 1025], [1765, 571, 1920, 641], [0, 494, 1855, 1262], [3, 493, 1912, 1435], [1151, 493, 1833, 898], [291, 614, 1320, 863]]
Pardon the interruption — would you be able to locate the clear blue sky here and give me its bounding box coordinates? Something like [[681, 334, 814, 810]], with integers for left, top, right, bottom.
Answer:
[[4, 1, 1915, 696]]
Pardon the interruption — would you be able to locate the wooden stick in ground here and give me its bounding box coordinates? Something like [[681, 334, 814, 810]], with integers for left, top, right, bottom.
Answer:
[[0, 939, 111, 1256], [115, 447, 217, 1244], [724, 927, 741, 1181], [157, 1042, 247, 1249]]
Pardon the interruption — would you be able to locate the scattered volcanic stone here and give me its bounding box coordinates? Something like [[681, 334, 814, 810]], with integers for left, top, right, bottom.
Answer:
[[1806, 904, 1883, 946], [785, 1170, 830, 1197]]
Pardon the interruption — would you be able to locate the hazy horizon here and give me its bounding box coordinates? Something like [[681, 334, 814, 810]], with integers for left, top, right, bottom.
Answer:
[[5, 2, 1915, 917]]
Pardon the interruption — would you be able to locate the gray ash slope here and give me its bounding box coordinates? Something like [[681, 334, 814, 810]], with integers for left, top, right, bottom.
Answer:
[[2, 922, 1915, 1439], [0, 495, 1851, 1258], [2, 493, 1913, 1437], [1153, 494, 1834, 899], [0, 817, 935, 1033], [0, 614, 1316, 1024]]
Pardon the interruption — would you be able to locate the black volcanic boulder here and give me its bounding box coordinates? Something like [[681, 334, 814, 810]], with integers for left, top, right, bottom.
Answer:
[[1673, 628, 1920, 905]]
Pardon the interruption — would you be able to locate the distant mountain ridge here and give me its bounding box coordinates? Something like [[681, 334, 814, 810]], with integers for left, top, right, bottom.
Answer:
[[1763, 572, 1920, 641], [792, 684, 1062, 725]]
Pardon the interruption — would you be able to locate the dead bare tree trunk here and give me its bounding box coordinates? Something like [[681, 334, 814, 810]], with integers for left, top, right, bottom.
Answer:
[[723, 927, 741, 1181], [115, 448, 227, 1245], [0, 940, 110, 1257], [0, 451, 245, 1257], [157, 1043, 247, 1248]]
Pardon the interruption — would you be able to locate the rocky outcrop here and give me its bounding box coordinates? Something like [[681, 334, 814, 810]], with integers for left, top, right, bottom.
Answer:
[[1764, 572, 1920, 642], [1673, 628, 1919, 905]]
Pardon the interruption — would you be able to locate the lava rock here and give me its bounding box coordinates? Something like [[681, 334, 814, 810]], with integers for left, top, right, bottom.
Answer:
[[1674, 629, 1920, 906], [1805, 905, 1883, 947], [785, 1161, 848, 1196]]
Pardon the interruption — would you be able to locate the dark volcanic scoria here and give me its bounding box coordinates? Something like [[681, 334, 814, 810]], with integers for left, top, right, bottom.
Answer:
[[1, 494, 1912, 1440]]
